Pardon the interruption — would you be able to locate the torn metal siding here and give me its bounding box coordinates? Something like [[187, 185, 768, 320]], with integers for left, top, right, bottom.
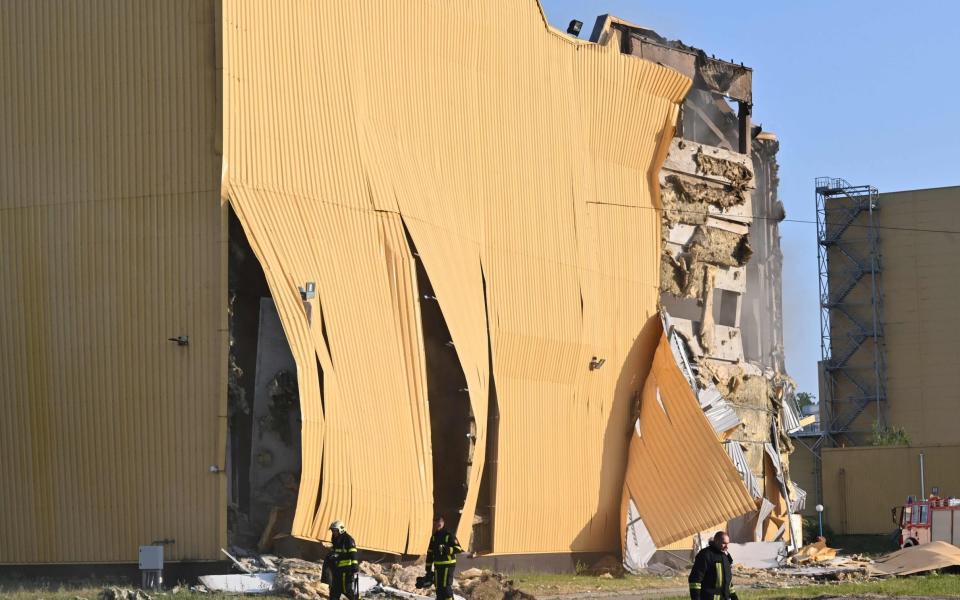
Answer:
[[622, 329, 755, 547], [0, 0, 225, 563], [226, 186, 434, 553], [222, 0, 689, 554]]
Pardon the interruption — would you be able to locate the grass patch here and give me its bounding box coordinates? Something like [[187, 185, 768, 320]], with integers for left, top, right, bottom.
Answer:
[[657, 572, 960, 599], [508, 571, 685, 596]]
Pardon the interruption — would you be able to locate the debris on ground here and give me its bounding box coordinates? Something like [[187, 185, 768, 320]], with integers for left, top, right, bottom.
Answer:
[[870, 540, 960, 576], [274, 558, 331, 599], [457, 571, 535, 600], [587, 555, 625, 577], [199, 573, 277, 594], [459, 568, 484, 580], [788, 537, 839, 565], [97, 588, 152, 600], [360, 562, 430, 593]]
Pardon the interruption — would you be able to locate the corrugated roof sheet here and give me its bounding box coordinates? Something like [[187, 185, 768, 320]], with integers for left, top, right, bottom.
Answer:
[[725, 441, 762, 500], [622, 329, 755, 547], [702, 387, 743, 436], [622, 493, 657, 573]]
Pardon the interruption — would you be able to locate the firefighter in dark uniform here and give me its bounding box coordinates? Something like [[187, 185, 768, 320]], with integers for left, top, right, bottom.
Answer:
[[327, 520, 360, 600], [689, 531, 739, 600], [425, 516, 463, 600]]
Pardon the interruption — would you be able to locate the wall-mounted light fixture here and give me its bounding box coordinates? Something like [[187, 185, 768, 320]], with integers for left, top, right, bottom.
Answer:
[[567, 19, 583, 37], [299, 281, 316, 301], [589, 356, 606, 371], [167, 336, 189, 346]]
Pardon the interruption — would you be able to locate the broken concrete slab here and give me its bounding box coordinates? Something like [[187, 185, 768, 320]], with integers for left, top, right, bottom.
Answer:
[[199, 573, 277, 594], [727, 541, 785, 569]]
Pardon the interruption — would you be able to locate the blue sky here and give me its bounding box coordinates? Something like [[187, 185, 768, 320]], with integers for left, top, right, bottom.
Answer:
[[540, 0, 960, 397]]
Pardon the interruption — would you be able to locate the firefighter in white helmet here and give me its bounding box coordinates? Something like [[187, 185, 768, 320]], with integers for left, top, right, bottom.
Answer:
[[326, 520, 360, 600]]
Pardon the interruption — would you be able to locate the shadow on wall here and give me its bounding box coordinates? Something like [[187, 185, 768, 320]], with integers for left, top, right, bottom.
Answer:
[[571, 314, 662, 551]]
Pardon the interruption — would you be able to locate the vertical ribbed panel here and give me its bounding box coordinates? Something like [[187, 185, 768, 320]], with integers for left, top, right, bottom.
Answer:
[[623, 331, 755, 547], [220, 0, 689, 554], [0, 1, 224, 563], [227, 186, 434, 553]]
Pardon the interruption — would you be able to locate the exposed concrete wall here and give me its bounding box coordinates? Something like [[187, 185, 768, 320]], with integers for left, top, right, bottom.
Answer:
[[628, 40, 801, 547], [743, 136, 786, 372]]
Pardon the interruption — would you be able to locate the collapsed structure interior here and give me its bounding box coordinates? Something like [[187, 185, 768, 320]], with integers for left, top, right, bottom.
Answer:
[[593, 16, 806, 565]]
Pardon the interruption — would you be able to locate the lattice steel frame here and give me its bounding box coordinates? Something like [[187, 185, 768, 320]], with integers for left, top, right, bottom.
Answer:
[[815, 177, 887, 445]]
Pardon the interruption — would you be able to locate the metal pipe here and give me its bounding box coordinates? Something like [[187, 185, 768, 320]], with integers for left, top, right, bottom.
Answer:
[[920, 451, 926, 499]]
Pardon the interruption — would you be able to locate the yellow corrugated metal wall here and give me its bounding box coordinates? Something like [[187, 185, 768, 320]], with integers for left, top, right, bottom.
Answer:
[[0, 1, 225, 563], [222, 0, 689, 554]]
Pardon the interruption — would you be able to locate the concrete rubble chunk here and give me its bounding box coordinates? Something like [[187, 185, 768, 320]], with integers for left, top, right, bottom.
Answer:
[[458, 568, 485, 580], [198, 573, 277, 594], [455, 572, 536, 600], [97, 589, 152, 600]]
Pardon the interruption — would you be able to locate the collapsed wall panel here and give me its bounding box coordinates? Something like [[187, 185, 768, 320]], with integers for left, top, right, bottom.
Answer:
[[228, 186, 434, 553], [622, 327, 755, 547], [222, 0, 689, 554]]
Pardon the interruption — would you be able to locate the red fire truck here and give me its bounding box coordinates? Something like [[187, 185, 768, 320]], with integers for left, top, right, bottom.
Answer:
[[892, 495, 960, 547]]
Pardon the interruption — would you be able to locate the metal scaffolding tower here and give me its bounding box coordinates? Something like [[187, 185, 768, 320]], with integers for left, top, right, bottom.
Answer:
[[815, 177, 887, 445]]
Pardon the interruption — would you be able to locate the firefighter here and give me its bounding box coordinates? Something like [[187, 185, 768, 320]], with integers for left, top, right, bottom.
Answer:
[[425, 515, 463, 600], [327, 520, 360, 600], [688, 531, 739, 600]]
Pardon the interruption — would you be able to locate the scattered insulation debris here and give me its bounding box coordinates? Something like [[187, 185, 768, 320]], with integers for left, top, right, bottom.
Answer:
[[788, 537, 838, 565], [98, 588, 153, 600]]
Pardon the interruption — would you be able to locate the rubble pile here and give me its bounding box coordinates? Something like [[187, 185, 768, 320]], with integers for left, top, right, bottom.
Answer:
[[98, 588, 153, 600], [787, 537, 839, 564], [275, 558, 331, 600], [455, 569, 535, 600], [587, 555, 625, 578], [360, 562, 429, 594]]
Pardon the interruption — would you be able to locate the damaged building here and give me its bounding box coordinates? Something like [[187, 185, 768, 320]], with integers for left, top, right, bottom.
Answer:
[[0, 1, 801, 568], [592, 18, 807, 568]]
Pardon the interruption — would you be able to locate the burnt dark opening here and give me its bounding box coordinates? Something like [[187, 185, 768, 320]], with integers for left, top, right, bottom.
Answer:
[[472, 269, 498, 554], [227, 207, 303, 551], [402, 227, 472, 536]]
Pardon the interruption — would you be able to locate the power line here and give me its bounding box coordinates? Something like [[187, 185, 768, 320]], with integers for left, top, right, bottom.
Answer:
[[646, 205, 960, 235]]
